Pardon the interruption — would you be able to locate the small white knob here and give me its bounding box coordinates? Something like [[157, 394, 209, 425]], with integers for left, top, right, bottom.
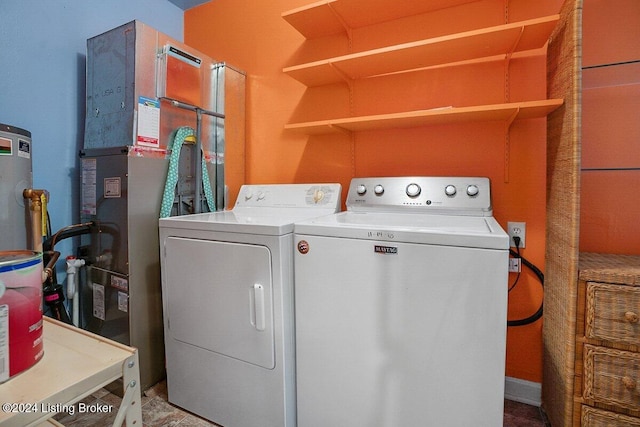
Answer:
[[356, 184, 367, 195], [374, 185, 384, 195], [466, 185, 479, 197], [406, 183, 421, 197], [445, 185, 457, 196], [257, 191, 266, 201]]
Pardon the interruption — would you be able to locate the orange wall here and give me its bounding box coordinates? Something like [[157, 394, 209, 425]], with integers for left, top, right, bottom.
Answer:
[[580, 0, 640, 255], [185, 0, 563, 383]]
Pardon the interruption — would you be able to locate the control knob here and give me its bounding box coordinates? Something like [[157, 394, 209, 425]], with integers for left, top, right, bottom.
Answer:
[[444, 185, 457, 197], [374, 185, 384, 195], [466, 185, 479, 197], [406, 183, 421, 197], [356, 184, 367, 195]]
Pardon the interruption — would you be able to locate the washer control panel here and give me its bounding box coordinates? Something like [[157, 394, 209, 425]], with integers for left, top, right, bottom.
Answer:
[[347, 177, 493, 215]]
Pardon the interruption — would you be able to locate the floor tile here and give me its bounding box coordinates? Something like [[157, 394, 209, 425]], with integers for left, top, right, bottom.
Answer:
[[52, 380, 547, 426]]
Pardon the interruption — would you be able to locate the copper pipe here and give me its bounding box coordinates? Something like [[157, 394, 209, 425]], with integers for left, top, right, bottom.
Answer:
[[23, 189, 47, 252], [48, 222, 95, 251], [42, 250, 60, 283]]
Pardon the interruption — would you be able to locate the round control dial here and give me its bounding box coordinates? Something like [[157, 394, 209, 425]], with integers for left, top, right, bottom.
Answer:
[[444, 185, 457, 197], [374, 185, 384, 195], [466, 185, 479, 197], [406, 183, 421, 198], [356, 184, 367, 195]]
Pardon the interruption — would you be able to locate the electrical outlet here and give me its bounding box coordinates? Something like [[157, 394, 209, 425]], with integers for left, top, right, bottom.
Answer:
[[509, 258, 521, 273], [507, 221, 526, 248]]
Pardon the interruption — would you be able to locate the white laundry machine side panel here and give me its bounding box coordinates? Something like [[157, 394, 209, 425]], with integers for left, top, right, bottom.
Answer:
[[294, 235, 508, 427], [159, 228, 296, 427]]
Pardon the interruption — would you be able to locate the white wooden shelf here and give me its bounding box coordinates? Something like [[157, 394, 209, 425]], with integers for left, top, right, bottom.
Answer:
[[282, 0, 563, 182], [284, 15, 559, 87], [285, 99, 564, 135], [282, 0, 480, 39], [0, 318, 142, 427]]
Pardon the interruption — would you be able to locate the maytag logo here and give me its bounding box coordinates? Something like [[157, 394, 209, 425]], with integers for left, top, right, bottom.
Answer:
[[374, 245, 397, 254]]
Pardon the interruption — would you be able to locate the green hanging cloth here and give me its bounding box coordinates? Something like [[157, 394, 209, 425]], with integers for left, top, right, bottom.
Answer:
[[160, 126, 216, 218]]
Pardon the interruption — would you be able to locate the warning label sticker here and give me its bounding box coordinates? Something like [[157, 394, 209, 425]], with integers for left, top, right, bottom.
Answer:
[[0, 137, 11, 156]]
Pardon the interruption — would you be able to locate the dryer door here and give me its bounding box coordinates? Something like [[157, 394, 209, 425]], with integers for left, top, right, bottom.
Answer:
[[164, 237, 275, 369]]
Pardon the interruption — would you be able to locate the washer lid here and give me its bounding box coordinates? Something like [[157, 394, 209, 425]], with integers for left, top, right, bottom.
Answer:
[[294, 211, 509, 250]]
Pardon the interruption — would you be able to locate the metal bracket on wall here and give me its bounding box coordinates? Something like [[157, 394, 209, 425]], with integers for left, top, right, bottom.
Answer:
[[503, 107, 520, 183], [502, 16, 524, 183], [327, 2, 353, 47]]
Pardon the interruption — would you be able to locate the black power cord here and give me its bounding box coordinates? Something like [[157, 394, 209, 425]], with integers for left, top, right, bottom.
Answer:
[[507, 236, 544, 327]]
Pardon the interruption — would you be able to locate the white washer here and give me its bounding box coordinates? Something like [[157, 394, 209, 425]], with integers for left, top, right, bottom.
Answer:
[[293, 177, 509, 427], [159, 183, 341, 427]]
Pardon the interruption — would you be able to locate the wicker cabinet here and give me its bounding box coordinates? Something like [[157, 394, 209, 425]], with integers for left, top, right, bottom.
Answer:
[[575, 253, 640, 426]]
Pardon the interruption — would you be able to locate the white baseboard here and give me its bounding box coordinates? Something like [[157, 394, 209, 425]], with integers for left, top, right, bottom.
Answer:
[[505, 376, 541, 407]]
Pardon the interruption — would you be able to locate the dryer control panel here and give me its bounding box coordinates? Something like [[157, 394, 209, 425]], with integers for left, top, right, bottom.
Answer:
[[235, 184, 341, 210], [346, 177, 493, 216]]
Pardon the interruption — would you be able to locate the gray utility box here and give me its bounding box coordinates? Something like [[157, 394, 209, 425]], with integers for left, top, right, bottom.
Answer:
[[80, 20, 245, 389]]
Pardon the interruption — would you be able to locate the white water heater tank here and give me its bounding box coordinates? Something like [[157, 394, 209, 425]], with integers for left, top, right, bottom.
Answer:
[[0, 124, 32, 251]]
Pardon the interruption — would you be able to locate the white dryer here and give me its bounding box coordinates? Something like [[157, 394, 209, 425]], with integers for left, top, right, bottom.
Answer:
[[159, 183, 341, 427], [293, 177, 509, 427]]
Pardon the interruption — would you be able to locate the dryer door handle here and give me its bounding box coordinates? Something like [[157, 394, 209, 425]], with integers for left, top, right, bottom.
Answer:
[[250, 283, 265, 331]]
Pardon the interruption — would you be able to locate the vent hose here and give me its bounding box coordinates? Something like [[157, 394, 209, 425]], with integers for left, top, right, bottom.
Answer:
[[160, 126, 215, 218]]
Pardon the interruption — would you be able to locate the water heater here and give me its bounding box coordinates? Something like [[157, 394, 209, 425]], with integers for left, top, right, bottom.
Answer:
[[0, 124, 32, 251]]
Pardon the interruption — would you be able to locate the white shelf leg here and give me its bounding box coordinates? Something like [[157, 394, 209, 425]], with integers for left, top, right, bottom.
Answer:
[[111, 354, 143, 427]]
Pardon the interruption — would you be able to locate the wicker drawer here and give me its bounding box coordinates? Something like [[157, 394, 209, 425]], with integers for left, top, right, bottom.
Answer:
[[582, 406, 640, 427], [586, 282, 640, 345], [584, 344, 640, 411]]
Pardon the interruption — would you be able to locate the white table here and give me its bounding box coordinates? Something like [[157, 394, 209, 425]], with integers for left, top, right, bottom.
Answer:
[[0, 317, 142, 427]]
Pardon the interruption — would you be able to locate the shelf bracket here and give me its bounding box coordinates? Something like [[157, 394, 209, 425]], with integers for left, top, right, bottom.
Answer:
[[328, 123, 351, 135], [503, 107, 520, 183], [327, 62, 355, 127], [327, 1, 353, 47], [328, 62, 354, 90], [350, 132, 357, 177], [504, 26, 524, 104]]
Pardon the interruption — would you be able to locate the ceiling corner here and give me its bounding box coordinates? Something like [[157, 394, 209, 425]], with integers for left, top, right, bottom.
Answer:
[[168, 0, 211, 11]]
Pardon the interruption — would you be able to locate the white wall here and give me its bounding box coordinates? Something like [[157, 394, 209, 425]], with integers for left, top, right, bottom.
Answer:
[[0, 0, 183, 268]]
